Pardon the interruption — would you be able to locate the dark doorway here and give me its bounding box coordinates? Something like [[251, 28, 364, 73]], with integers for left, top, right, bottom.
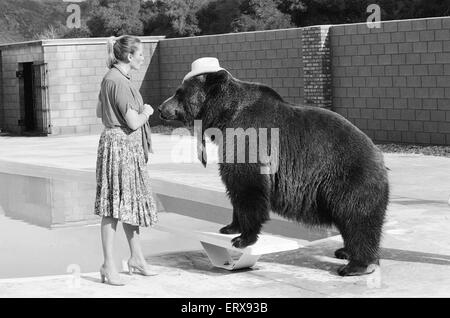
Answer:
[[18, 62, 50, 135], [20, 62, 36, 131]]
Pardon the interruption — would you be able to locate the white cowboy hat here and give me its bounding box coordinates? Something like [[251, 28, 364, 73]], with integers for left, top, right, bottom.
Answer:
[[183, 57, 226, 82]]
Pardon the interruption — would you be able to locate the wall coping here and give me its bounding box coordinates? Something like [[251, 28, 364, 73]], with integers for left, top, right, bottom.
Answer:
[[161, 15, 450, 42], [0, 36, 166, 50], [159, 28, 303, 42], [329, 15, 450, 29]]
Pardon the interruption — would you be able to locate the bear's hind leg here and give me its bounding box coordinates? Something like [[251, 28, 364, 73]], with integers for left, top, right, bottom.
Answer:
[[334, 209, 384, 276]]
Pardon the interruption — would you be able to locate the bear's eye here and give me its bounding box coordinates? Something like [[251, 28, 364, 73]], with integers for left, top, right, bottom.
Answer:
[[175, 89, 184, 100]]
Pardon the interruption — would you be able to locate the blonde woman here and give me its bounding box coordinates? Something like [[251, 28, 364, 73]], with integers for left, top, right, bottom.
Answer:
[[95, 35, 158, 286]]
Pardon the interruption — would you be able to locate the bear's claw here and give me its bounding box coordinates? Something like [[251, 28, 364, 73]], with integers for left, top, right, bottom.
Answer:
[[338, 261, 378, 276], [231, 235, 257, 248]]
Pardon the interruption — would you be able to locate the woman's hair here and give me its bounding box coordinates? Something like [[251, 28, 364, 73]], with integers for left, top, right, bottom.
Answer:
[[106, 35, 142, 69]]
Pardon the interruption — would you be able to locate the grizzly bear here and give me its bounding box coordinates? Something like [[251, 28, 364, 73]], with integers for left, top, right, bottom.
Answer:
[[158, 69, 389, 276]]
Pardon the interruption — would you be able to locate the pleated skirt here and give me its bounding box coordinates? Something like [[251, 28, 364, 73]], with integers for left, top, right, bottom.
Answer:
[[94, 127, 158, 227]]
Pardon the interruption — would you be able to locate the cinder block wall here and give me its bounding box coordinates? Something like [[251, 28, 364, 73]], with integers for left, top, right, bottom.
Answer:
[[0, 43, 44, 134], [2, 18, 450, 145], [331, 17, 450, 145], [44, 43, 104, 135], [158, 29, 304, 105], [43, 37, 162, 135]]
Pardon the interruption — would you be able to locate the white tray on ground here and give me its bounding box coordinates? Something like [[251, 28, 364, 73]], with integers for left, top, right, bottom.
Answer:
[[154, 223, 303, 270]]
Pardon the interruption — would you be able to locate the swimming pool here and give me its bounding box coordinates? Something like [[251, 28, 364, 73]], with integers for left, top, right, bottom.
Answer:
[[0, 161, 336, 279]]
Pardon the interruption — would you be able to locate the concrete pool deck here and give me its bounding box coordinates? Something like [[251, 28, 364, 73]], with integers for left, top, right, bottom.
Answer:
[[0, 133, 449, 297]]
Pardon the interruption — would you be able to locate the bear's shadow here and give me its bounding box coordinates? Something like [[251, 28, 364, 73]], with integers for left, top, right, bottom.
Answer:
[[145, 241, 450, 277], [145, 246, 342, 276], [262, 243, 450, 267]]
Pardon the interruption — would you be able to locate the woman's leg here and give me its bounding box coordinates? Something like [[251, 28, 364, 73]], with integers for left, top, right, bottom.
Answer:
[[123, 223, 157, 276], [122, 222, 146, 264], [101, 216, 121, 275]]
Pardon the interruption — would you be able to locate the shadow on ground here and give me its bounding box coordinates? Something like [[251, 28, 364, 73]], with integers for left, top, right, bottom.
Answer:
[[145, 239, 450, 278]]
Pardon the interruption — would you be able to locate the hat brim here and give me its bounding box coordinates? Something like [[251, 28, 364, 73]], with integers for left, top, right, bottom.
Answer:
[[183, 67, 225, 82]]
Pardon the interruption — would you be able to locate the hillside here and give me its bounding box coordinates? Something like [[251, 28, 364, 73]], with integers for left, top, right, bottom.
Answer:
[[0, 0, 66, 44]]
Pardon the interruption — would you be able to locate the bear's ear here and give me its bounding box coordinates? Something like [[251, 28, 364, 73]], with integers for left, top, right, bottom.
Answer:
[[205, 70, 229, 88]]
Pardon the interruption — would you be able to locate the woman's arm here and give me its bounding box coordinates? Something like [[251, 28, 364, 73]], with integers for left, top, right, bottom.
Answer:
[[107, 80, 153, 130], [96, 100, 102, 118], [124, 104, 154, 130]]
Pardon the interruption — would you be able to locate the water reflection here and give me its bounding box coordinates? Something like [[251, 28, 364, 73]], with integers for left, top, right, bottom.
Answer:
[[0, 172, 97, 228]]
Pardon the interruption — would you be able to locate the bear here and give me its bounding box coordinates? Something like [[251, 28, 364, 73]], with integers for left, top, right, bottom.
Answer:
[[158, 69, 389, 276]]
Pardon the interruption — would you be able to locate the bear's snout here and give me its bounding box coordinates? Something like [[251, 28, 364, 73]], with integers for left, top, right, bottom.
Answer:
[[158, 96, 183, 121]]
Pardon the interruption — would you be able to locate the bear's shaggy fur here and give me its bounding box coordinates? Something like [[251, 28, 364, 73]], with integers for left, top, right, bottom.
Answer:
[[158, 70, 389, 276]]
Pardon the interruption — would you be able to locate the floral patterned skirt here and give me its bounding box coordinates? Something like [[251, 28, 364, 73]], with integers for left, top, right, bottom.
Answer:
[[94, 127, 158, 227]]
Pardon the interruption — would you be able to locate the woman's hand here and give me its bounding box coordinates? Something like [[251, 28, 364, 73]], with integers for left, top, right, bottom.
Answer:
[[143, 104, 154, 118]]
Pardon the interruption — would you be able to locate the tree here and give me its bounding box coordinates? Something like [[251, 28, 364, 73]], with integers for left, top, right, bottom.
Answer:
[[141, 0, 206, 37], [281, 0, 450, 27], [87, 0, 144, 37], [61, 25, 92, 39], [33, 24, 62, 40], [232, 0, 294, 32], [196, 0, 242, 35], [378, 0, 450, 21], [279, 0, 368, 26]]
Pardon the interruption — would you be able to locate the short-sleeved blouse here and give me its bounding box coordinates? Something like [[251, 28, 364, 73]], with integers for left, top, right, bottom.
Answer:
[[98, 65, 144, 128]]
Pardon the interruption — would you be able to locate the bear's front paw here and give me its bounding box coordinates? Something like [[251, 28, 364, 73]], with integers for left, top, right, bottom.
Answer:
[[231, 235, 258, 248], [334, 248, 350, 260], [338, 261, 377, 276], [220, 224, 241, 234]]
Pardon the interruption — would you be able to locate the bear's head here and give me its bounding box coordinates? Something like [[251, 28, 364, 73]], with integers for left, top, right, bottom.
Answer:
[[158, 70, 232, 126], [158, 70, 233, 167]]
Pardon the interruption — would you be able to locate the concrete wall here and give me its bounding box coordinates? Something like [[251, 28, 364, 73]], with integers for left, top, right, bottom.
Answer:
[[0, 37, 162, 135], [159, 17, 450, 145], [331, 17, 450, 145], [43, 38, 161, 135], [158, 28, 304, 105], [1, 17, 450, 144], [0, 43, 44, 134]]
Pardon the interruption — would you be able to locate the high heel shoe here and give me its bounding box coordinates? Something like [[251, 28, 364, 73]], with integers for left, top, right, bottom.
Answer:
[[127, 259, 158, 276], [99, 265, 125, 286]]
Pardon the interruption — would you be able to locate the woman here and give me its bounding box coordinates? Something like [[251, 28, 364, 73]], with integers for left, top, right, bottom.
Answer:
[[95, 35, 158, 286]]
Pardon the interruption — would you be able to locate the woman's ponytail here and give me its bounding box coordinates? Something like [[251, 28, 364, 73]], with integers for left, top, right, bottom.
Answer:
[[105, 35, 141, 69], [106, 36, 117, 69]]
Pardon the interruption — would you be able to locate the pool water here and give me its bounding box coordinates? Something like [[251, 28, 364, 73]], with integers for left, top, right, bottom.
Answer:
[[0, 170, 337, 279]]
